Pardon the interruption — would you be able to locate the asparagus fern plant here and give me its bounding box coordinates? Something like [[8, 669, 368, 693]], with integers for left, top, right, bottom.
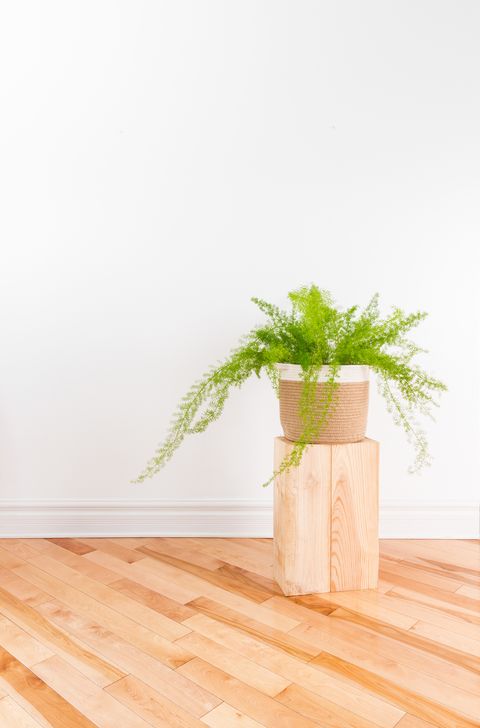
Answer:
[[135, 286, 446, 486]]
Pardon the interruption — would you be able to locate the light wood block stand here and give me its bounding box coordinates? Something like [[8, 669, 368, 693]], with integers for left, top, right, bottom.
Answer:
[[273, 437, 379, 595]]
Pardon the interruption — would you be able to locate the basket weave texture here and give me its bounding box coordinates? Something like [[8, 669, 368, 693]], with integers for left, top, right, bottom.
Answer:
[[279, 380, 369, 444]]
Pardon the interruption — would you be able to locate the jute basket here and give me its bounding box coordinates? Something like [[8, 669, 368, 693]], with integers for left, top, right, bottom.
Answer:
[[278, 364, 369, 444]]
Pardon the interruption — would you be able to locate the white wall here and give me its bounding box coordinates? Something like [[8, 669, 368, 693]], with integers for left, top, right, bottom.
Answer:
[[0, 2, 478, 532]]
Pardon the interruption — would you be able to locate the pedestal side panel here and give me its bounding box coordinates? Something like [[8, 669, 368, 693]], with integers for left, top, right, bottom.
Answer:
[[273, 437, 331, 595], [330, 438, 379, 591]]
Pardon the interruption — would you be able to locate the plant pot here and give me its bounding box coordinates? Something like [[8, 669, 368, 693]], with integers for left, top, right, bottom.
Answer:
[[277, 363, 370, 444]]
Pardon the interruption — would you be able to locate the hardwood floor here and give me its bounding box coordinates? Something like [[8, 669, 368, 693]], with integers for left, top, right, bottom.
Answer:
[[0, 538, 478, 727]]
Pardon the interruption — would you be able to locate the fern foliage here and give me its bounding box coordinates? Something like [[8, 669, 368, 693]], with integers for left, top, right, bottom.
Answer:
[[135, 286, 446, 486]]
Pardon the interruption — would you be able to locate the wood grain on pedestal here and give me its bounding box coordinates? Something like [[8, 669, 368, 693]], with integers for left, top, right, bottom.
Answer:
[[273, 437, 379, 595], [273, 437, 331, 595], [330, 439, 379, 591]]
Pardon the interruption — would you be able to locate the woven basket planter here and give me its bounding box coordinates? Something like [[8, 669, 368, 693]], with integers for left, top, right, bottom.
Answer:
[[278, 364, 370, 444]]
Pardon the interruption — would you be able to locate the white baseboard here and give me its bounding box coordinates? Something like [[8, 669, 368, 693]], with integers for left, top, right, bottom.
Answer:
[[0, 500, 478, 538], [379, 501, 479, 539], [0, 500, 273, 538]]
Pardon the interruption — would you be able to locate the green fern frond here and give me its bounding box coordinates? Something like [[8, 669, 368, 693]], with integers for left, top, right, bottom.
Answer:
[[134, 285, 446, 485]]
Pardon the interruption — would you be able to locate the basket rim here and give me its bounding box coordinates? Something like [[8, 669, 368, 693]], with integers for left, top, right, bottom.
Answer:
[[277, 363, 370, 383]]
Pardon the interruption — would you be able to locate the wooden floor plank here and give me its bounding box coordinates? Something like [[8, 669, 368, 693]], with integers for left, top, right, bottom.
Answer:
[[371, 589, 480, 643], [33, 655, 152, 728], [188, 539, 274, 578], [291, 590, 418, 630], [409, 620, 480, 657], [136, 546, 277, 603], [265, 598, 479, 694], [379, 556, 466, 592], [383, 540, 480, 571], [186, 596, 317, 661], [423, 540, 479, 556], [0, 538, 478, 728], [176, 631, 291, 697], [328, 608, 480, 692], [109, 577, 198, 622], [35, 599, 221, 718], [22, 538, 122, 585], [78, 538, 147, 563], [0, 585, 124, 687], [0, 542, 40, 561], [141, 537, 226, 571], [188, 614, 403, 728], [0, 695, 44, 727], [0, 569, 52, 608], [263, 595, 480, 691], [216, 563, 283, 598], [181, 612, 405, 728], [131, 557, 300, 632], [105, 674, 208, 727], [0, 548, 25, 571], [46, 539, 95, 556], [395, 714, 441, 728], [108, 538, 152, 550], [85, 549, 204, 604], [380, 542, 480, 585], [177, 657, 319, 728], [27, 553, 191, 641], [0, 646, 97, 728], [457, 583, 480, 599], [0, 615, 53, 667], [228, 538, 273, 555], [313, 651, 480, 728], [200, 702, 264, 727], [12, 560, 193, 668], [391, 549, 474, 579], [263, 592, 394, 628], [302, 585, 480, 639], [292, 621, 480, 719], [275, 683, 383, 727], [21, 539, 95, 566], [390, 539, 480, 565], [388, 583, 480, 621]]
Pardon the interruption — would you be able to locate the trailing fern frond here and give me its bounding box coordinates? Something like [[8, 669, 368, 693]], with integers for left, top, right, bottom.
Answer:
[[134, 286, 446, 485]]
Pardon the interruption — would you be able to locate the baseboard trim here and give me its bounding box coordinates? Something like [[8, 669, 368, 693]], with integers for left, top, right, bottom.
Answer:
[[0, 500, 478, 538], [0, 500, 273, 538], [379, 501, 480, 539]]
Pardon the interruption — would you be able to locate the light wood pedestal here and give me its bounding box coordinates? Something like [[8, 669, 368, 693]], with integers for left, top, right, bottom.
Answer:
[[273, 437, 379, 596]]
